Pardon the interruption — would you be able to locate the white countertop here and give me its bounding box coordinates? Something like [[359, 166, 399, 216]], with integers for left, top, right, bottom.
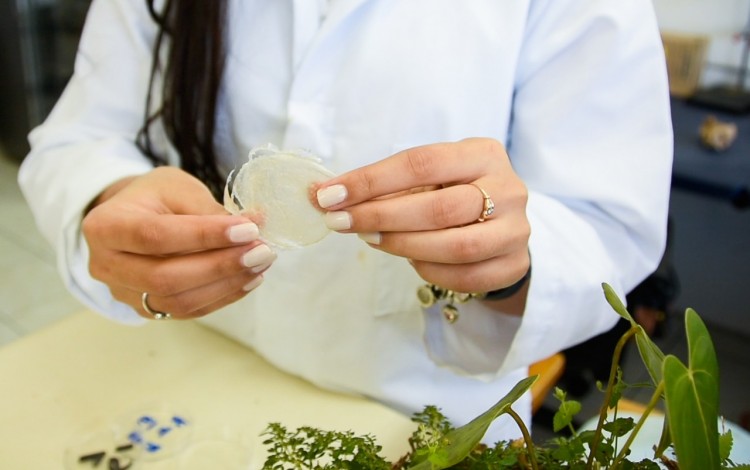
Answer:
[[0, 311, 415, 468]]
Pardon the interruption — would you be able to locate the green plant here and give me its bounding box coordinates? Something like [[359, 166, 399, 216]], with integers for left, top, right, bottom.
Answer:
[[261, 284, 747, 469]]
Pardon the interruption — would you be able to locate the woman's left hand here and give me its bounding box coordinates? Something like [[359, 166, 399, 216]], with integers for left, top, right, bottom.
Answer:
[[315, 137, 530, 294]]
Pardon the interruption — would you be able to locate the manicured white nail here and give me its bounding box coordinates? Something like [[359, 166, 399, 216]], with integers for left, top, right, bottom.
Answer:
[[317, 184, 347, 208], [242, 244, 276, 268], [251, 260, 274, 274], [358, 232, 381, 245], [324, 211, 352, 231], [228, 222, 259, 243], [243, 275, 264, 292]]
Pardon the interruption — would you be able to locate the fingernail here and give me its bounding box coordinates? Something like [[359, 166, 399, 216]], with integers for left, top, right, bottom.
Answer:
[[242, 244, 276, 268], [358, 232, 381, 245], [324, 211, 352, 231], [317, 184, 347, 208], [243, 276, 264, 292], [251, 260, 274, 274], [228, 222, 259, 243]]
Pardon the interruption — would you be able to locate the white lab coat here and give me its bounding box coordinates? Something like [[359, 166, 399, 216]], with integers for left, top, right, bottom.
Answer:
[[19, 0, 673, 442]]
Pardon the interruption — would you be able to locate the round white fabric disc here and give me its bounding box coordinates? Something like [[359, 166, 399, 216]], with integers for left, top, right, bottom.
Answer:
[[224, 146, 335, 249]]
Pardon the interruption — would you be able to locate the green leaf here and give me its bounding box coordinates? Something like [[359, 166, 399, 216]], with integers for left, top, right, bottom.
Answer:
[[553, 400, 582, 432], [719, 429, 733, 463], [603, 282, 666, 386], [426, 448, 450, 467], [635, 327, 666, 386], [407, 375, 537, 470], [633, 460, 662, 470], [653, 413, 672, 458], [663, 311, 721, 470], [609, 368, 627, 408], [602, 283, 636, 325], [551, 436, 585, 462], [580, 429, 615, 464], [603, 417, 636, 438], [685, 309, 720, 386]]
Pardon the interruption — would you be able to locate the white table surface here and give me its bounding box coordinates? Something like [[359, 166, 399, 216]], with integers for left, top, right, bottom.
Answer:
[[0, 311, 415, 468]]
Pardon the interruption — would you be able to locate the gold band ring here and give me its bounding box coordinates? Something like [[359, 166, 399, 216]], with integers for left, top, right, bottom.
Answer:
[[141, 292, 172, 320], [468, 183, 495, 222]]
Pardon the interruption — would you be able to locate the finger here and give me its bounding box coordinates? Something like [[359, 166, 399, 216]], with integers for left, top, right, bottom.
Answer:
[[316, 138, 506, 209], [411, 249, 530, 294], [182, 280, 262, 319], [84, 210, 261, 255], [325, 184, 490, 233], [117, 271, 265, 320], [93, 243, 275, 296], [372, 217, 530, 264]]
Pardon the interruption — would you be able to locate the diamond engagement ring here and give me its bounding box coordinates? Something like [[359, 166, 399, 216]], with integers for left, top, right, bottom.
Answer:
[[141, 292, 172, 320], [469, 183, 495, 222]]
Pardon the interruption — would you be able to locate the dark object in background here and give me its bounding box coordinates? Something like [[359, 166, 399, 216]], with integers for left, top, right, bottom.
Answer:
[[0, 0, 31, 159], [0, 0, 91, 160], [689, 86, 750, 115]]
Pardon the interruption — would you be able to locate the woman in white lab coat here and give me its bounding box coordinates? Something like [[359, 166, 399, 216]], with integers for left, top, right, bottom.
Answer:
[[19, 0, 673, 442]]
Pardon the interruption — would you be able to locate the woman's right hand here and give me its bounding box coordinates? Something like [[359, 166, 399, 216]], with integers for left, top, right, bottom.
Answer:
[[82, 167, 276, 320]]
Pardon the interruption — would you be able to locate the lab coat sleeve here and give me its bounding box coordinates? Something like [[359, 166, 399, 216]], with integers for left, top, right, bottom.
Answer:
[[422, 0, 673, 378], [18, 0, 160, 324]]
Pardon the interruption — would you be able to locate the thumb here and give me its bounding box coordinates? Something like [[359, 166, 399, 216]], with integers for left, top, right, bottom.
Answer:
[[149, 167, 229, 216]]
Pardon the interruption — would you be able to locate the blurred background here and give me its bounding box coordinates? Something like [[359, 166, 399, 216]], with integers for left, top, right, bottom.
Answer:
[[1, 0, 748, 436]]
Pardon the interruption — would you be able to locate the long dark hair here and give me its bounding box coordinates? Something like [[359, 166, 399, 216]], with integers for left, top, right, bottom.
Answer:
[[137, 0, 228, 199]]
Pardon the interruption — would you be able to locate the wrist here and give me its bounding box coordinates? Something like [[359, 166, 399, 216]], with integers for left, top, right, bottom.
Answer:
[[416, 264, 532, 323], [481, 265, 532, 301]]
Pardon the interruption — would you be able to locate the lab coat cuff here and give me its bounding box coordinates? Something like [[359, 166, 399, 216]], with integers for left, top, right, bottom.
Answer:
[[422, 191, 624, 380], [56, 158, 152, 325], [66, 230, 147, 325], [422, 300, 523, 381]]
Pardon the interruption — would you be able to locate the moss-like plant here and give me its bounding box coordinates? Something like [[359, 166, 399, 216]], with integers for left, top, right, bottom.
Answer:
[[261, 284, 747, 469]]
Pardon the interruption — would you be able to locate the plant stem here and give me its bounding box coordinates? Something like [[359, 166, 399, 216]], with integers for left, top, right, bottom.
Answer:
[[611, 381, 665, 468], [506, 407, 539, 470], [567, 421, 578, 437], [586, 326, 638, 469]]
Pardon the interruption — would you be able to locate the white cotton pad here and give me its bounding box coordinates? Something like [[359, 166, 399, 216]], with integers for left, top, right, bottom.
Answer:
[[224, 145, 336, 249]]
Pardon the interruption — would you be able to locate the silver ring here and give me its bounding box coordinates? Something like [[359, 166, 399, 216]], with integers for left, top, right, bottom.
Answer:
[[468, 183, 495, 222], [141, 292, 172, 320]]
